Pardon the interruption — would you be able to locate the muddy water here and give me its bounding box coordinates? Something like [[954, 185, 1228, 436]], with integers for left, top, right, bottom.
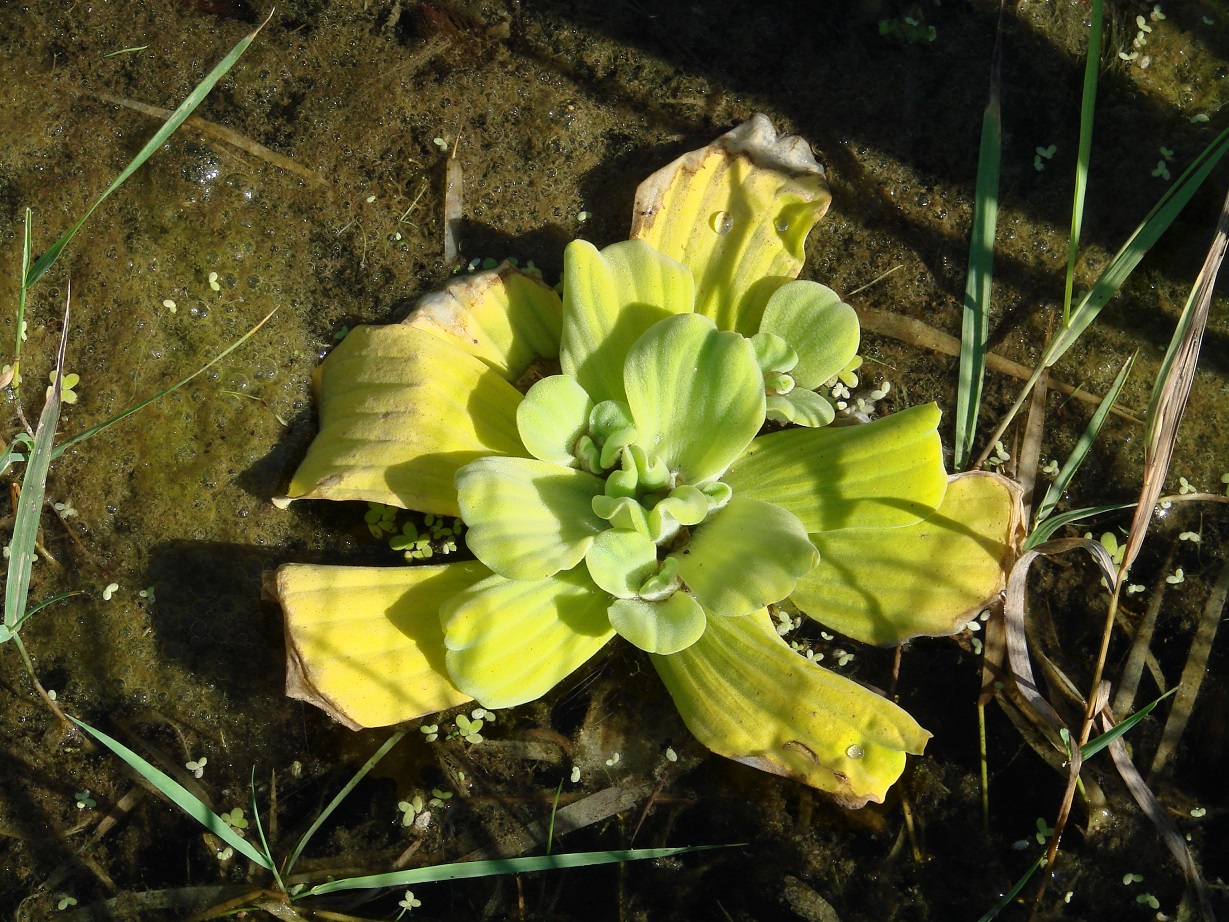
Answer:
[[1, 1, 1227, 919]]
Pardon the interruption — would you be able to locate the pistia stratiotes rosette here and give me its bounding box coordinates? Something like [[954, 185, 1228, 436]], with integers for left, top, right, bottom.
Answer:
[[267, 115, 1020, 807]]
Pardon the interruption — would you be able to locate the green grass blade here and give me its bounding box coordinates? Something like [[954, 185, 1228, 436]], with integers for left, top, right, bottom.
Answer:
[[23, 13, 271, 288], [283, 730, 405, 876], [1062, 0, 1103, 325], [2, 591, 84, 640], [1044, 123, 1229, 367], [977, 852, 1047, 922], [955, 50, 1002, 471], [52, 307, 277, 459], [0, 432, 34, 476], [1080, 688, 1176, 761], [303, 845, 730, 897], [67, 715, 273, 871], [250, 770, 286, 893], [1033, 354, 1133, 525], [1023, 502, 1135, 551], [4, 304, 68, 629]]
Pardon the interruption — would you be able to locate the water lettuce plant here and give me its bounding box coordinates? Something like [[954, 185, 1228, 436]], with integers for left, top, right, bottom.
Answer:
[[268, 116, 1020, 807]]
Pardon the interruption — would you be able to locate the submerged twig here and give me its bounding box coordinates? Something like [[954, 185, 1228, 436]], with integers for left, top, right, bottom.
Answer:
[[91, 91, 327, 187], [443, 136, 463, 265], [1150, 556, 1229, 777], [855, 307, 1140, 420]]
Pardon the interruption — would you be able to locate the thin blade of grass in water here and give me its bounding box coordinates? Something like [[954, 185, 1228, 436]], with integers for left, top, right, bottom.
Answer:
[[0, 432, 34, 477], [283, 730, 405, 876], [4, 295, 69, 631], [24, 12, 272, 288], [954, 22, 1002, 471], [250, 769, 285, 894], [2, 591, 84, 638], [67, 716, 274, 870], [1033, 354, 1133, 525], [975, 119, 1229, 469], [52, 307, 278, 460], [976, 853, 1047, 922], [1045, 123, 1229, 369], [1023, 502, 1134, 551], [303, 845, 731, 897], [1079, 689, 1175, 761], [1061, 0, 1103, 325]]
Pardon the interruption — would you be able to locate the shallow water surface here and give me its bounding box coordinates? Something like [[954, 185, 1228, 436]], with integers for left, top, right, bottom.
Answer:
[[1, 1, 1228, 919]]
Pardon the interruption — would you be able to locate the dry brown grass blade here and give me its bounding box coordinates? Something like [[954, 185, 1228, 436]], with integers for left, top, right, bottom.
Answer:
[[1149, 555, 1229, 777], [1018, 369, 1049, 520], [855, 306, 1141, 421], [1003, 538, 1118, 733], [1119, 185, 1229, 576], [1104, 713, 1215, 919]]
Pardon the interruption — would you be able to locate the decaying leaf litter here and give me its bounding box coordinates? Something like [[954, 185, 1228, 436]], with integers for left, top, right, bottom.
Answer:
[[2, 1, 1229, 919]]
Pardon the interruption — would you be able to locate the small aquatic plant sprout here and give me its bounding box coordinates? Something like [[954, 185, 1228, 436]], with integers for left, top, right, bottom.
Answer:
[[269, 117, 1019, 807]]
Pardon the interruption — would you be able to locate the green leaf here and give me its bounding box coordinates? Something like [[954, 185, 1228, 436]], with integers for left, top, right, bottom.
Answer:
[[456, 457, 608, 580], [585, 528, 659, 598], [560, 239, 694, 404], [673, 497, 817, 617], [5, 307, 67, 630], [1061, 0, 1104, 326], [724, 403, 947, 533], [441, 568, 615, 709], [792, 472, 1019, 645], [766, 389, 836, 428], [652, 610, 930, 806], [516, 375, 594, 466], [67, 716, 273, 871], [303, 846, 727, 897], [955, 63, 1001, 471], [25, 15, 271, 287], [624, 313, 764, 484], [758, 281, 859, 389], [1079, 688, 1175, 760], [1022, 503, 1134, 551], [608, 593, 707, 654]]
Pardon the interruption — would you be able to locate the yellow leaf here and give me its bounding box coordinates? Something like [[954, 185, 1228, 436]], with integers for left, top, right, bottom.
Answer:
[[278, 325, 526, 515], [630, 114, 831, 335], [404, 263, 562, 381], [653, 609, 930, 806], [792, 471, 1023, 645], [269, 561, 488, 729]]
